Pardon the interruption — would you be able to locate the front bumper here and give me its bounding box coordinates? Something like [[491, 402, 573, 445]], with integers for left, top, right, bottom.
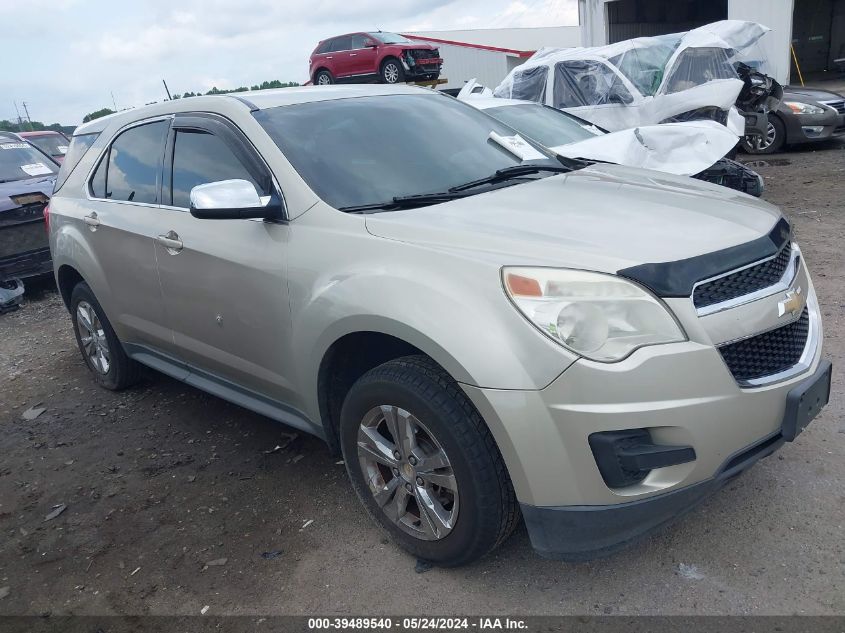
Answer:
[[521, 358, 830, 560], [782, 109, 845, 143], [461, 269, 827, 558], [0, 247, 53, 281]]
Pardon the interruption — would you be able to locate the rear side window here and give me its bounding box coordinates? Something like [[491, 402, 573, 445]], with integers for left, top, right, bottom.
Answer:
[[91, 121, 167, 204], [170, 130, 261, 208], [315, 40, 331, 54], [511, 66, 548, 103], [54, 132, 99, 191]]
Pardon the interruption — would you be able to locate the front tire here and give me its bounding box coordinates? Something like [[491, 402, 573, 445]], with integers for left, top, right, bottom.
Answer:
[[340, 355, 518, 566], [70, 282, 141, 390], [742, 115, 785, 154], [380, 58, 405, 84]]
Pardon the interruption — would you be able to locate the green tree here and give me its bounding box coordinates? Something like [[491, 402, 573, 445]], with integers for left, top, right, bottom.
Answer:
[[82, 108, 115, 123]]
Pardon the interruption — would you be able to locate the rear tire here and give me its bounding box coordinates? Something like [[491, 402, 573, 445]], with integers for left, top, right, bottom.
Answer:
[[70, 282, 141, 390], [315, 70, 334, 85], [380, 58, 405, 84], [340, 355, 518, 566], [742, 115, 785, 154]]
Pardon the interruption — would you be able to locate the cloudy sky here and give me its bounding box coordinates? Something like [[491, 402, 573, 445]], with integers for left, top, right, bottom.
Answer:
[[1, 0, 578, 126]]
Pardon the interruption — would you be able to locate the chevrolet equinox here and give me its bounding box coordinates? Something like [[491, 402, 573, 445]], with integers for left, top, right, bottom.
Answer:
[[48, 85, 831, 566]]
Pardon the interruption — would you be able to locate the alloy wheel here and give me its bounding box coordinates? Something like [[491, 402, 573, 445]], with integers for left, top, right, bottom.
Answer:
[[747, 121, 776, 152], [383, 63, 400, 83], [356, 405, 459, 541], [76, 301, 111, 374], [317, 73, 331, 85]]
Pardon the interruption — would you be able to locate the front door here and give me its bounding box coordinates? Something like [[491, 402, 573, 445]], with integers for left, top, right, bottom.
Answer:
[[348, 34, 379, 76], [152, 114, 297, 406]]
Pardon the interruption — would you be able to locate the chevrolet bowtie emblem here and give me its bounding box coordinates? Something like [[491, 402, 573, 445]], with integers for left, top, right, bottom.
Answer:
[[778, 287, 804, 318]]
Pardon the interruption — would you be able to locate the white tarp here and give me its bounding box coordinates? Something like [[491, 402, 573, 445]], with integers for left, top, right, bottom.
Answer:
[[459, 92, 740, 176], [492, 20, 771, 133], [551, 121, 740, 176]]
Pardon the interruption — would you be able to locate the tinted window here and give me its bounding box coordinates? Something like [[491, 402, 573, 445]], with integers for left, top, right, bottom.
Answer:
[[485, 104, 599, 148], [26, 134, 68, 157], [330, 36, 352, 52], [103, 121, 167, 203], [90, 153, 107, 198], [170, 130, 261, 208], [55, 132, 99, 191], [254, 94, 550, 210], [350, 34, 367, 49], [315, 40, 331, 54], [0, 140, 59, 183]]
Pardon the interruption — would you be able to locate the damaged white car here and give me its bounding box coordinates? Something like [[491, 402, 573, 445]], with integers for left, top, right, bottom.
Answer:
[[492, 20, 782, 142], [459, 92, 764, 197]]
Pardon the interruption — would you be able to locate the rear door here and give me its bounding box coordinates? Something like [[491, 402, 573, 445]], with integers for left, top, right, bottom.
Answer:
[[80, 119, 173, 352], [329, 36, 355, 77], [153, 113, 296, 404]]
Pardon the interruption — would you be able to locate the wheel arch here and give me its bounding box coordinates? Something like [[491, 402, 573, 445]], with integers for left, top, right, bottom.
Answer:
[[312, 67, 332, 82]]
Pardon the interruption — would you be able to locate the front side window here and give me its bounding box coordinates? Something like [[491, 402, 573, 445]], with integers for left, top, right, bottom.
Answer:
[[0, 140, 59, 183], [485, 104, 599, 148], [170, 130, 261, 208], [662, 47, 738, 94], [93, 120, 167, 203], [254, 94, 549, 210], [554, 60, 633, 108], [350, 34, 368, 49]]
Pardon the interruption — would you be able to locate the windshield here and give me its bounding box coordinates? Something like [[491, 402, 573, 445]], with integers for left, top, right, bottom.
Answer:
[[369, 32, 411, 44], [485, 104, 601, 148], [254, 94, 553, 210], [0, 141, 59, 183], [25, 134, 69, 157]]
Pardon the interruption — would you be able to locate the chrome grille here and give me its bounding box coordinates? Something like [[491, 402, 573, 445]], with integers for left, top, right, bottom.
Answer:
[[693, 242, 792, 309], [822, 99, 845, 115]]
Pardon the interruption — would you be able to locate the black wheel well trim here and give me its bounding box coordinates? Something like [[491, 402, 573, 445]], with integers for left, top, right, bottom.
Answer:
[[380, 56, 401, 70], [313, 67, 332, 80], [317, 331, 424, 455]]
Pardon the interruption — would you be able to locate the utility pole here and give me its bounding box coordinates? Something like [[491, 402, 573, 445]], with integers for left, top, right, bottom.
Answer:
[[162, 79, 172, 100], [13, 101, 24, 129], [21, 102, 34, 131], [111, 91, 117, 111]]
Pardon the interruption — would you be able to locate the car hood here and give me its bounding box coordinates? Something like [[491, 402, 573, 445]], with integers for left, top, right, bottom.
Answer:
[[0, 176, 56, 213], [403, 42, 437, 51], [783, 86, 844, 102], [364, 163, 781, 274]]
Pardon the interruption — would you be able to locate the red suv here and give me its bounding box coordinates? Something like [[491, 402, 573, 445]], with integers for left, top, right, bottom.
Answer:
[[310, 31, 442, 85]]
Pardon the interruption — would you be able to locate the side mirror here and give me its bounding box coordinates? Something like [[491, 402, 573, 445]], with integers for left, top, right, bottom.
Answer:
[[189, 179, 284, 221], [364, 39, 378, 48]]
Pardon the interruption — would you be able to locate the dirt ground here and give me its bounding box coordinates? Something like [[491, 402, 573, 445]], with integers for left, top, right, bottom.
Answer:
[[1, 139, 843, 617]]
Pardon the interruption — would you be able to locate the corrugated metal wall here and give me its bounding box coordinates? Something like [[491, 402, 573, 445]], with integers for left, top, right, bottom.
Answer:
[[433, 45, 513, 90]]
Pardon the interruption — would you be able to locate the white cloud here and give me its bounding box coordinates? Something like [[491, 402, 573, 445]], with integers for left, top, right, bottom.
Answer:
[[1, 0, 578, 125]]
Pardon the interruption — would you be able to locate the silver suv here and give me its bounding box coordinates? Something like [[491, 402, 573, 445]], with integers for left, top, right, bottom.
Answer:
[[48, 85, 830, 566]]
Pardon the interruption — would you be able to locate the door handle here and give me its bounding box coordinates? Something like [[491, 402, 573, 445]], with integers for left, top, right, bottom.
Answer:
[[326, 56, 333, 59], [83, 212, 100, 230], [349, 53, 357, 56], [156, 230, 183, 253]]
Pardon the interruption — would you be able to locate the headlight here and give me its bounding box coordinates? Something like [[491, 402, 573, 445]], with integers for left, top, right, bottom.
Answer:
[[784, 101, 825, 115], [503, 267, 686, 362]]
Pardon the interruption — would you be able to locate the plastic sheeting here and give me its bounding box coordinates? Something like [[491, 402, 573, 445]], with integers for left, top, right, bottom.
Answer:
[[550, 120, 740, 176], [493, 20, 772, 133]]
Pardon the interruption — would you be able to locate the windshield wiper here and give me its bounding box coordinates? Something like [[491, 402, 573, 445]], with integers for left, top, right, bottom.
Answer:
[[447, 163, 574, 193], [339, 191, 467, 213]]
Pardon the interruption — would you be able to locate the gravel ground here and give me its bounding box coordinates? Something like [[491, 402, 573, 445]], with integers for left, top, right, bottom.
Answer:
[[0, 139, 843, 617]]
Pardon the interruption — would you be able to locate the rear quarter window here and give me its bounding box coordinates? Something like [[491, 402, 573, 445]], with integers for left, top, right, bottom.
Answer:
[[54, 133, 100, 192]]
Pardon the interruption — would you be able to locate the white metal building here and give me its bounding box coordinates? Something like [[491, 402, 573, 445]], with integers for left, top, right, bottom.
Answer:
[[402, 27, 582, 90], [578, 0, 845, 85]]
